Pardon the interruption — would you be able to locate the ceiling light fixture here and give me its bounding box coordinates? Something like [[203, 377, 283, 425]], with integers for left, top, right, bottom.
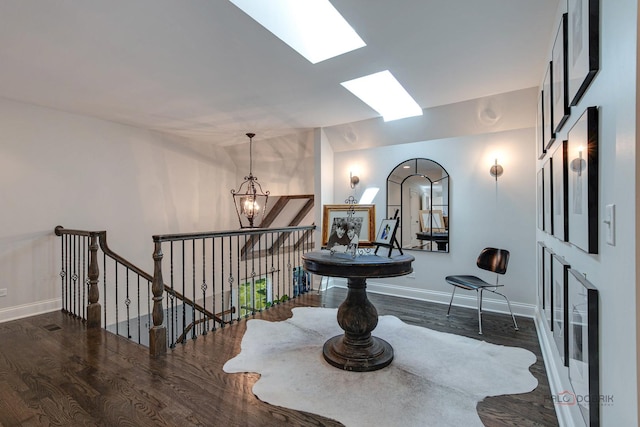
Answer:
[[229, 0, 366, 64], [341, 70, 423, 122], [231, 133, 270, 228]]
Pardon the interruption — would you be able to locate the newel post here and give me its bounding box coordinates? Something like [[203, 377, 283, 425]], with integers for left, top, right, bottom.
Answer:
[[87, 233, 101, 328], [149, 240, 167, 357]]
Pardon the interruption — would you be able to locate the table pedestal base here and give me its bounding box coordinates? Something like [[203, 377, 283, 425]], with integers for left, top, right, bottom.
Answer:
[[323, 335, 393, 372], [322, 276, 394, 372]]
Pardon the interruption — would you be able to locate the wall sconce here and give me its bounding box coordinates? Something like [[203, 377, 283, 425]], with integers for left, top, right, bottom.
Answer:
[[489, 158, 504, 181], [350, 171, 360, 189]]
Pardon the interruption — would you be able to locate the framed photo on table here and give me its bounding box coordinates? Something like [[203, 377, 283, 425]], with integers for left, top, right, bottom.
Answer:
[[374, 218, 401, 257], [567, 0, 600, 106], [567, 107, 599, 254], [419, 209, 445, 232], [322, 204, 375, 248]]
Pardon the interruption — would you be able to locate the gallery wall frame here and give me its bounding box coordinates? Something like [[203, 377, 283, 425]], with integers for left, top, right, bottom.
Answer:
[[537, 241, 546, 311], [552, 254, 571, 367], [567, 0, 600, 106], [543, 159, 553, 235], [322, 204, 375, 248], [567, 106, 599, 254], [543, 62, 555, 149], [537, 169, 544, 231], [568, 268, 599, 427], [537, 90, 547, 159], [552, 13, 570, 133], [552, 140, 569, 242], [543, 245, 554, 331]]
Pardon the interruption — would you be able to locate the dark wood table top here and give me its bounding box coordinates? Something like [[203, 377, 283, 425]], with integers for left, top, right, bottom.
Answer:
[[302, 250, 414, 279]]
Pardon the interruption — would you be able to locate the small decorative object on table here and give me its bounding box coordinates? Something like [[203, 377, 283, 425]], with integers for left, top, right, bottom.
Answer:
[[374, 212, 402, 257]]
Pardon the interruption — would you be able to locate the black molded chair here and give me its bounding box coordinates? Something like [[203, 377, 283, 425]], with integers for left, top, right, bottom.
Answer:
[[445, 247, 519, 334]]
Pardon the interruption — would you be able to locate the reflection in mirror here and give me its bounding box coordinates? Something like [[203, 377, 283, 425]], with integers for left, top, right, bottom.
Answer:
[[386, 158, 449, 252]]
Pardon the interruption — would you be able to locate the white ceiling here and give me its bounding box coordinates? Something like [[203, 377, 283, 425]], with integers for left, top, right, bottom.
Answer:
[[0, 0, 559, 148]]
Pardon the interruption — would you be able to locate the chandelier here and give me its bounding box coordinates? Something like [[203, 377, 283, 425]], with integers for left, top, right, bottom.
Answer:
[[231, 133, 270, 228]]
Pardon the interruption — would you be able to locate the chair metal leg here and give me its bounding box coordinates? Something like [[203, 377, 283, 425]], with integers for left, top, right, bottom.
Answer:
[[446, 286, 457, 316], [493, 290, 519, 331], [477, 289, 483, 335]]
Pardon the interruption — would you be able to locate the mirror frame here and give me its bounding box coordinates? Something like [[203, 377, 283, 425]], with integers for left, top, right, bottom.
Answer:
[[386, 158, 450, 252]]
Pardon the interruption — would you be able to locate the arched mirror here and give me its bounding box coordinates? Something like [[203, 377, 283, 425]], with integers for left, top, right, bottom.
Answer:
[[387, 158, 450, 252]]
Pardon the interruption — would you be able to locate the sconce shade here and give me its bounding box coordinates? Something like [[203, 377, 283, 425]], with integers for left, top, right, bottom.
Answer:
[[231, 133, 270, 228], [490, 159, 504, 180], [350, 172, 360, 189]]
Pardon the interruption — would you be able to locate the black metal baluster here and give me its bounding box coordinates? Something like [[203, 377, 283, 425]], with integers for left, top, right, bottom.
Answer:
[[114, 260, 119, 336], [181, 240, 186, 344], [59, 234, 66, 313], [170, 241, 176, 349], [211, 237, 216, 331], [125, 269, 131, 339]]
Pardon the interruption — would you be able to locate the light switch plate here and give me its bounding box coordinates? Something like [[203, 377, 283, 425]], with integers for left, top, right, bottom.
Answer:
[[604, 204, 615, 246]]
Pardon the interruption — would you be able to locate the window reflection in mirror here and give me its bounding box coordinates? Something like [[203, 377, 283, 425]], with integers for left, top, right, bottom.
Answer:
[[386, 158, 449, 252]]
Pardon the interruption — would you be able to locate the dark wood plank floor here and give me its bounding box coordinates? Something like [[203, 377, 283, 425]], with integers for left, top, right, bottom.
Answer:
[[0, 288, 558, 427]]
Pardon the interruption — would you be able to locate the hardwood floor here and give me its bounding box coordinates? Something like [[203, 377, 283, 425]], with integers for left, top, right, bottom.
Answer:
[[0, 288, 558, 426]]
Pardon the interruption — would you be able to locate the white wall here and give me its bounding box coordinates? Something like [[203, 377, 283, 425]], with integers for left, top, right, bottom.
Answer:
[[535, 0, 639, 425], [329, 123, 537, 314], [0, 98, 238, 321]]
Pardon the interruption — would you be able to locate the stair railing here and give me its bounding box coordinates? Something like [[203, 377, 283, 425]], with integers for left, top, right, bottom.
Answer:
[[149, 225, 316, 356], [55, 224, 316, 357]]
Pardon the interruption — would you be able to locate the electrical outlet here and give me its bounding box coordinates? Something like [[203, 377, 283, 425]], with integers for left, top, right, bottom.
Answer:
[[0, 288, 7, 297]]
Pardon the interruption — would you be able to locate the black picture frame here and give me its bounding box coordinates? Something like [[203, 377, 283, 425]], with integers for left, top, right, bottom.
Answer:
[[543, 62, 555, 149], [543, 159, 553, 235], [537, 90, 547, 159], [537, 241, 546, 311], [537, 169, 544, 231], [552, 140, 569, 242], [568, 268, 599, 427], [552, 13, 570, 133], [552, 254, 571, 366], [567, 0, 600, 106], [567, 107, 599, 254], [543, 245, 554, 331]]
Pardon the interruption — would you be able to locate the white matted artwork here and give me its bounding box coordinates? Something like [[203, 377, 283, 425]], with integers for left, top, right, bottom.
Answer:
[[567, 0, 600, 106], [552, 254, 571, 367], [419, 209, 445, 232], [552, 141, 568, 242], [568, 268, 599, 426], [567, 107, 598, 254]]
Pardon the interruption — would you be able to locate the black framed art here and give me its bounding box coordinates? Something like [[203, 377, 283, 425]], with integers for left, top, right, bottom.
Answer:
[[567, 0, 600, 106], [537, 168, 544, 231], [537, 241, 546, 311], [567, 107, 599, 254], [543, 158, 553, 235], [552, 140, 569, 242], [568, 268, 599, 427], [543, 62, 555, 149], [537, 90, 546, 160], [552, 13, 570, 133], [552, 254, 570, 366], [543, 245, 554, 331]]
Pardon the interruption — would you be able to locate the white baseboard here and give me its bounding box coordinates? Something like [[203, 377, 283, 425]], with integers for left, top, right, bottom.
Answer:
[[534, 309, 583, 427], [0, 298, 61, 323], [324, 278, 536, 318]]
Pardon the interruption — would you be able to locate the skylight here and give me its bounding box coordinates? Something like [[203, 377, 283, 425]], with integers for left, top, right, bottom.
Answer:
[[341, 71, 423, 122], [229, 0, 366, 64]]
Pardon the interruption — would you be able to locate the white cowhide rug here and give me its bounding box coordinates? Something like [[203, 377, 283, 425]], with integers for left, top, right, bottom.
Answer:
[[223, 307, 537, 427]]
